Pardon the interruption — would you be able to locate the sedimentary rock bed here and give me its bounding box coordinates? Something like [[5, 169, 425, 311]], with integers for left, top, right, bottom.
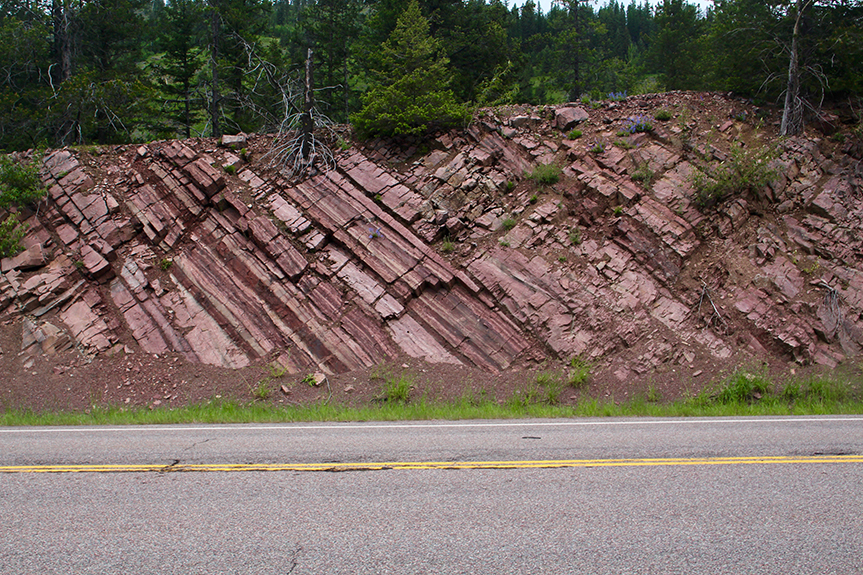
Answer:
[[2, 92, 862, 383]]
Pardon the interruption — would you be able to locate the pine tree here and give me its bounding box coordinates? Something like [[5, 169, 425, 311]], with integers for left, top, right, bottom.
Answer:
[[351, 0, 468, 139]]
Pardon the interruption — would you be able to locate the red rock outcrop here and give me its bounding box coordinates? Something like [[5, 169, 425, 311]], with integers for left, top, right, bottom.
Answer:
[[3, 92, 862, 382]]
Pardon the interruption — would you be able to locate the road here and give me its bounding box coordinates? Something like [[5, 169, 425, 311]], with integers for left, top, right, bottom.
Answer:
[[1, 416, 862, 574]]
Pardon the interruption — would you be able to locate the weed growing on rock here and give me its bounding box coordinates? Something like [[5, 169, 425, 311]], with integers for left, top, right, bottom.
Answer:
[[302, 373, 317, 387], [368, 227, 383, 239], [505, 180, 516, 192], [589, 139, 607, 154], [623, 115, 653, 134], [693, 143, 777, 208], [223, 164, 236, 175], [654, 109, 672, 121], [568, 128, 583, 139], [529, 194, 538, 204], [568, 227, 582, 245], [631, 162, 655, 186], [441, 236, 455, 254], [159, 258, 173, 271], [527, 163, 561, 186], [608, 91, 627, 101], [612, 205, 624, 216], [502, 217, 517, 230], [499, 238, 510, 247], [614, 139, 635, 150]]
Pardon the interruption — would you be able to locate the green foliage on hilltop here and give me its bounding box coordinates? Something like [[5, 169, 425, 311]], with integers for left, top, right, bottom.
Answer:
[[351, 2, 469, 139]]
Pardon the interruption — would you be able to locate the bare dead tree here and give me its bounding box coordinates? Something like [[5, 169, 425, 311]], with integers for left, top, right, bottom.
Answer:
[[697, 282, 731, 336], [260, 48, 337, 180], [781, 0, 814, 136]]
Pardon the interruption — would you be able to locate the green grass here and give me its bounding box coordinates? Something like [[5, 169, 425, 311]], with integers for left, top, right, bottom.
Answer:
[[2, 369, 861, 426]]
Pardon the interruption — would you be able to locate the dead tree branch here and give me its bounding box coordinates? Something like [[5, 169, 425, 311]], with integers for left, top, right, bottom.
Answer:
[[697, 282, 731, 336]]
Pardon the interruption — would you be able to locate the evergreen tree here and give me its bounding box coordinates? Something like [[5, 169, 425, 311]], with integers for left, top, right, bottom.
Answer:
[[351, 1, 468, 139], [157, 0, 205, 138], [648, 0, 705, 90]]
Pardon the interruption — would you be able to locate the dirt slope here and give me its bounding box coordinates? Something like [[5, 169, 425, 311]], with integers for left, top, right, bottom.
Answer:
[[2, 91, 862, 411]]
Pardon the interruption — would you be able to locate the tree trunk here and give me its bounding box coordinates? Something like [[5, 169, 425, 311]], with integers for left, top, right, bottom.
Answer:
[[570, 0, 581, 101], [780, 0, 807, 136], [52, 0, 73, 82], [301, 48, 315, 161]]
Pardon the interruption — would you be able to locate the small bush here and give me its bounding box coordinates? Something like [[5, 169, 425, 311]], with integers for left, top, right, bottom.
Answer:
[[529, 194, 538, 204], [505, 180, 516, 192], [527, 163, 561, 186], [159, 258, 173, 271], [568, 227, 582, 245], [631, 162, 654, 185], [567, 128, 583, 139], [0, 214, 28, 258], [502, 217, 517, 230], [0, 155, 45, 209], [654, 109, 672, 121], [614, 139, 635, 150], [693, 143, 777, 208], [223, 164, 236, 175]]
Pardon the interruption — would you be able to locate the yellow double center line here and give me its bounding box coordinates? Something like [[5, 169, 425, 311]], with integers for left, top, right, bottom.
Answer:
[[2, 455, 861, 474]]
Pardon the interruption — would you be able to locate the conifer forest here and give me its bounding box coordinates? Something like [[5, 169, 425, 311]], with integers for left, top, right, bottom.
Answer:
[[0, 0, 861, 152]]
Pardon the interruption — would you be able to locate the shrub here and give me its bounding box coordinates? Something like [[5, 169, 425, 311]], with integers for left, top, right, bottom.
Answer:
[[567, 128, 583, 139], [0, 155, 45, 209], [568, 227, 582, 245], [502, 217, 516, 230], [527, 163, 561, 186], [223, 164, 236, 175], [693, 143, 777, 208], [0, 214, 28, 258], [654, 109, 672, 121], [614, 139, 635, 150], [631, 162, 654, 185]]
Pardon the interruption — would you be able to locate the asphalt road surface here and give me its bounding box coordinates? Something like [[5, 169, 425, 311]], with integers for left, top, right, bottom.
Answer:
[[2, 416, 862, 574]]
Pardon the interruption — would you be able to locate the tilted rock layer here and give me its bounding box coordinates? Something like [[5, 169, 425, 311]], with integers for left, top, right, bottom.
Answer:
[[2, 92, 862, 385]]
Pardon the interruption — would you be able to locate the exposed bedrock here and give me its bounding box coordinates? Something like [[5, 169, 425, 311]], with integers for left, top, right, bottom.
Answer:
[[3, 92, 862, 377]]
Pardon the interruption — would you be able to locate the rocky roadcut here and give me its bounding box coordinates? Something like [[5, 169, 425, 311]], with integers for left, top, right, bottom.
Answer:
[[1, 91, 862, 412]]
